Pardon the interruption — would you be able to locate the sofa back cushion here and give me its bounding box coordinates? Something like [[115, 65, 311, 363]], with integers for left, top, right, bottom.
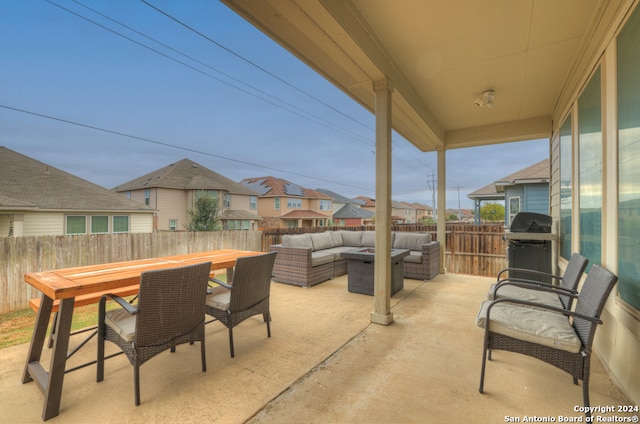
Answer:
[[282, 233, 313, 249], [393, 232, 431, 251], [341, 231, 363, 247], [327, 231, 344, 247], [310, 232, 335, 251], [361, 231, 376, 247]]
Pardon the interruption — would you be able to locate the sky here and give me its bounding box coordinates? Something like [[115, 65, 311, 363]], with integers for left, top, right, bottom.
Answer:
[[0, 0, 548, 210]]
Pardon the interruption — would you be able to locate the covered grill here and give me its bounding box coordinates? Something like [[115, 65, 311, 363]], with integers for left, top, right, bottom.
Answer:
[[505, 212, 554, 283]]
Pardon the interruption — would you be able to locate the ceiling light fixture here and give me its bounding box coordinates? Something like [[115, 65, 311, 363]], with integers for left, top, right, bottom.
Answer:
[[475, 90, 495, 108]]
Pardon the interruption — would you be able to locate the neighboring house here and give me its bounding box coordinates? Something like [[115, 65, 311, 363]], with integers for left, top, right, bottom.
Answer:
[[114, 158, 261, 231], [393, 201, 417, 223], [0, 146, 154, 237], [468, 159, 549, 226], [240, 176, 332, 228], [317, 188, 374, 226], [407, 202, 434, 223]]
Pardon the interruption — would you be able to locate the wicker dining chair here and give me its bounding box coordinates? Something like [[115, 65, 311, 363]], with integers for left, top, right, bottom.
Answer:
[[488, 253, 589, 310], [96, 262, 211, 406], [477, 264, 618, 417], [206, 252, 277, 358]]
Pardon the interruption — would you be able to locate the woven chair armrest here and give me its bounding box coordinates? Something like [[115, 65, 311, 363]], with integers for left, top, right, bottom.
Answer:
[[209, 278, 232, 290], [98, 293, 139, 318], [496, 267, 562, 282], [486, 297, 602, 325]]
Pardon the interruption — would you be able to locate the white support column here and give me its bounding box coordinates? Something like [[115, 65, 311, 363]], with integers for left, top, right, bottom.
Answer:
[[437, 147, 447, 274], [371, 78, 394, 326]]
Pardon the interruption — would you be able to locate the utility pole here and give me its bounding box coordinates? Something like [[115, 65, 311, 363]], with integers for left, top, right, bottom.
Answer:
[[456, 184, 462, 221], [427, 171, 437, 221]]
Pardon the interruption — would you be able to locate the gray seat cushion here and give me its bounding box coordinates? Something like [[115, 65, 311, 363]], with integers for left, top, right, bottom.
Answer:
[[311, 252, 335, 267], [476, 300, 581, 353], [310, 232, 335, 251], [403, 251, 423, 264], [282, 233, 313, 249], [105, 309, 136, 343], [487, 283, 565, 309], [206, 285, 230, 311]]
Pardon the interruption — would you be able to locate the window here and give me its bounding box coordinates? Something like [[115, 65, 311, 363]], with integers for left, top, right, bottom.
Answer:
[[112, 216, 129, 233], [91, 216, 109, 234], [196, 190, 218, 201], [274, 198, 280, 210], [508, 197, 520, 224], [287, 198, 302, 208], [223, 193, 231, 208], [66, 216, 86, 235], [559, 116, 573, 260], [250, 196, 257, 210], [578, 67, 602, 269], [169, 219, 177, 231], [144, 189, 150, 206], [286, 220, 298, 228], [617, 5, 640, 311], [319, 200, 331, 211]]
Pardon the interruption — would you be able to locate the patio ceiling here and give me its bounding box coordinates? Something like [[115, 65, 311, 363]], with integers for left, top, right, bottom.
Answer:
[[221, 0, 614, 152]]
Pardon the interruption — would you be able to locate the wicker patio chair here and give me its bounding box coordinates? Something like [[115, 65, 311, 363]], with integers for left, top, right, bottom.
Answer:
[[206, 252, 277, 358], [477, 264, 618, 417], [96, 262, 211, 406], [488, 253, 588, 310]]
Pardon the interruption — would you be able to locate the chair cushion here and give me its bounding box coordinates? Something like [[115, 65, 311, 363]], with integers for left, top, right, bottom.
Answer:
[[476, 300, 582, 353], [105, 309, 137, 343], [310, 232, 335, 251], [340, 231, 363, 247], [403, 251, 423, 264], [487, 284, 565, 309], [206, 285, 230, 311], [394, 233, 431, 251], [282, 233, 313, 249], [311, 252, 335, 267]]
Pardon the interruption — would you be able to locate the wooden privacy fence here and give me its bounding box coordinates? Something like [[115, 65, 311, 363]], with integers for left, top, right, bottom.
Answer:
[[263, 223, 508, 277], [1, 225, 507, 314], [0, 231, 262, 314]]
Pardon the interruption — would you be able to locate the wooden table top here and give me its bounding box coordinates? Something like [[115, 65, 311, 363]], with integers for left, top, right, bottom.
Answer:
[[24, 249, 262, 300]]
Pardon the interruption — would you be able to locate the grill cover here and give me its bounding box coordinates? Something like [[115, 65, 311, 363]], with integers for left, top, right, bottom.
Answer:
[[510, 212, 552, 233]]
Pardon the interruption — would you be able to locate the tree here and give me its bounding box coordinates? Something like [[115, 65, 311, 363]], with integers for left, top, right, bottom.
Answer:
[[186, 195, 220, 231], [480, 202, 505, 222]]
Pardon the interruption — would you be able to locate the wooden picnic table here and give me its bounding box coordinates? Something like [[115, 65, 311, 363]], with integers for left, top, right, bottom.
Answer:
[[21, 249, 262, 421]]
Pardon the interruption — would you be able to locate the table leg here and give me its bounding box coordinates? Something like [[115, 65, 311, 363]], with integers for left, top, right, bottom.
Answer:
[[22, 293, 53, 384], [42, 298, 74, 420], [226, 266, 234, 283]]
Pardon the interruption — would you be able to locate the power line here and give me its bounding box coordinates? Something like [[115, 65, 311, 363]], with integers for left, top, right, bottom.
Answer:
[[0, 104, 373, 192], [140, 0, 372, 133], [46, 0, 373, 147]]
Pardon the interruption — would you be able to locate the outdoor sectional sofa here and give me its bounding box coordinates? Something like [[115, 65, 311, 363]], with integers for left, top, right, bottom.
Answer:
[[270, 230, 440, 287]]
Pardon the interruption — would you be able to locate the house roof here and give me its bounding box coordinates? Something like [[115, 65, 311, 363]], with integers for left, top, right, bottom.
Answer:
[[315, 188, 361, 205], [353, 196, 375, 207], [114, 158, 258, 196], [468, 159, 549, 199], [494, 159, 549, 192], [219, 209, 261, 220], [240, 176, 331, 199], [0, 146, 154, 212], [333, 204, 375, 219], [280, 210, 329, 219]]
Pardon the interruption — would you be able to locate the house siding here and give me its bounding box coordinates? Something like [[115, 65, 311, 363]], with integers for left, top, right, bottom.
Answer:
[[549, 2, 640, 403], [523, 184, 549, 214], [130, 213, 153, 233], [23, 212, 64, 236], [156, 188, 188, 231]]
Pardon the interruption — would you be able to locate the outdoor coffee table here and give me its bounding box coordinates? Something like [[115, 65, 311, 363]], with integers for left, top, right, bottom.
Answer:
[[340, 248, 410, 296]]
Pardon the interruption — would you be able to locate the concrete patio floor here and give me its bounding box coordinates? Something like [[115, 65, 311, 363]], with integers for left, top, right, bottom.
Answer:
[[0, 273, 634, 423]]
